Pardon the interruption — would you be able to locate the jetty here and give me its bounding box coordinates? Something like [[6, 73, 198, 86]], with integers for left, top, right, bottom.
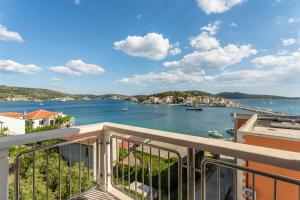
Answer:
[[231, 103, 287, 116]]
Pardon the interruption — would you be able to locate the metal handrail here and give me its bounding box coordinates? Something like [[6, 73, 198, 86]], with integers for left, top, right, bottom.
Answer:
[[15, 136, 97, 200], [201, 158, 300, 200], [110, 134, 183, 200]]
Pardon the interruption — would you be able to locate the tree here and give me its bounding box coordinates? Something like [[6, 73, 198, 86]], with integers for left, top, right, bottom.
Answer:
[[9, 147, 94, 200]]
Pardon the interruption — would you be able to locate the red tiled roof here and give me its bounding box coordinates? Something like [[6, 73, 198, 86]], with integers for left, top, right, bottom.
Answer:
[[0, 112, 23, 118], [25, 109, 59, 120]]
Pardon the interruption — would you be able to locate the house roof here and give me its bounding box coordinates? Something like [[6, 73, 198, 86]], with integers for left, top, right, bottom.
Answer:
[[25, 109, 59, 120], [0, 112, 23, 118]]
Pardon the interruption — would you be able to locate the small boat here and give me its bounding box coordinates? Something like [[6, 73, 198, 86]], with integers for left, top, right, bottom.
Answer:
[[122, 102, 128, 111], [208, 130, 223, 138], [226, 128, 234, 135], [186, 107, 203, 111], [59, 99, 67, 102]]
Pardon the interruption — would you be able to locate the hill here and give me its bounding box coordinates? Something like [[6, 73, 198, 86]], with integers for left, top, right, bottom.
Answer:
[[217, 92, 294, 99], [0, 85, 78, 100]]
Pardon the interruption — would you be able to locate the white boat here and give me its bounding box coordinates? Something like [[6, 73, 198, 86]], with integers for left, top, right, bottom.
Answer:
[[59, 99, 67, 102], [122, 102, 128, 111], [208, 130, 223, 138]]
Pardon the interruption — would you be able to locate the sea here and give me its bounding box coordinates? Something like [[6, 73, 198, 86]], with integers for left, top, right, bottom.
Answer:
[[0, 99, 299, 138]]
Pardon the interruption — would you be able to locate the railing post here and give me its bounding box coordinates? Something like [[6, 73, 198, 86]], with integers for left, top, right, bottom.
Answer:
[[0, 148, 9, 200], [98, 130, 111, 191], [187, 148, 195, 200]]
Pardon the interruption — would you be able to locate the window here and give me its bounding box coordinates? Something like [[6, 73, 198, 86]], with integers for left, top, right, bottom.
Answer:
[[39, 120, 44, 125]]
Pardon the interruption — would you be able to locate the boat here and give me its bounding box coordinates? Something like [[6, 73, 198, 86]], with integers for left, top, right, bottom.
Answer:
[[122, 102, 128, 111], [226, 128, 234, 135], [208, 130, 223, 138], [59, 99, 67, 102], [186, 107, 203, 111]]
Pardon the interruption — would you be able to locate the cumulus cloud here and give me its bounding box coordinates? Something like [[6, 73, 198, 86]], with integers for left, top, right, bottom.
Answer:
[[281, 37, 296, 46], [0, 25, 23, 42], [215, 50, 300, 86], [50, 60, 105, 76], [0, 60, 41, 74], [196, 0, 245, 14], [118, 70, 213, 85], [164, 44, 257, 71], [190, 32, 220, 50], [169, 42, 181, 56], [114, 33, 171, 60]]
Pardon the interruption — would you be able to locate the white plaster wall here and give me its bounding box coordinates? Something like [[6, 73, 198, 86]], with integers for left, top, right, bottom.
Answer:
[[0, 116, 26, 135]]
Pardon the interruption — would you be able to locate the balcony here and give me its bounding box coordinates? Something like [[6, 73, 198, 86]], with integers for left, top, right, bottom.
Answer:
[[1, 121, 300, 200]]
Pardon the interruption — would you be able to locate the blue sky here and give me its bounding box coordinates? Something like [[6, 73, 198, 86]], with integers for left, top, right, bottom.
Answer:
[[1, 0, 300, 96]]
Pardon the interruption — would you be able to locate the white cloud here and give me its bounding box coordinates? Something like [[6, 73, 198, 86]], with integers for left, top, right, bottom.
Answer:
[[251, 51, 300, 69], [169, 42, 181, 56], [50, 60, 105, 76], [114, 33, 171, 60], [196, 0, 245, 14], [288, 18, 300, 24], [229, 22, 237, 27], [0, 60, 41, 74], [74, 0, 80, 5], [118, 70, 213, 85], [169, 47, 182, 56], [137, 14, 142, 19], [50, 77, 63, 82], [164, 44, 257, 71], [281, 37, 296, 46], [200, 21, 221, 35], [189, 32, 220, 50], [0, 25, 23, 42], [190, 21, 221, 51]]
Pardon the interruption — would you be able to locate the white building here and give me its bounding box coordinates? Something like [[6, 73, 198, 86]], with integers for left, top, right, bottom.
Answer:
[[25, 109, 62, 128], [0, 112, 26, 135], [162, 96, 173, 104]]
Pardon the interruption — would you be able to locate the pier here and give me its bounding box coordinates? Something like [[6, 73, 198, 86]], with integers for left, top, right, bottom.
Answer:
[[231, 103, 287, 116]]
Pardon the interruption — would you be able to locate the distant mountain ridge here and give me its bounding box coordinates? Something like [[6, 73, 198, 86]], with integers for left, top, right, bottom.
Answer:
[[217, 92, 297, 99], [0, 85, 297, 101]]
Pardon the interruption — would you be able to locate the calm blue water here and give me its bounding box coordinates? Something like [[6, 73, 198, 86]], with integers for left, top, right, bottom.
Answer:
[[0, 100, 249, 138], [234, 99, 300, 115]]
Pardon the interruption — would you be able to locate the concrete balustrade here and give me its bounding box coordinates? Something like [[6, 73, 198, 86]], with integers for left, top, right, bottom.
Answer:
[[1, 122, 300, 199]]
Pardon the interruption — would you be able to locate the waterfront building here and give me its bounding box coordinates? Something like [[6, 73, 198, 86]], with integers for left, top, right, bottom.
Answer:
[[162, 96, 173, 104], [235, 114, 300, 200], [149, 96, 161, 104]]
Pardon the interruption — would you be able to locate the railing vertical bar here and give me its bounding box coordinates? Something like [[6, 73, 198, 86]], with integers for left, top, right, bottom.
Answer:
[[122, 140, 124, 191], [299, 185, 300, 200], [69, 144, 72, 198], [201, 162, 206, 200], [150, 147, 153, 200], [252, 173, 255, 200], [158, 149, 161, 200], [168, 152, 170, 200], [15, 155, 20, 200], [110, 136, 114, 190], [59, 146, 61, 200], [135, 146, 137, 199], [274, 179, 277, 200], [128, 140, 131, 191], [79, 141, 82, 194], [88, 140, 90, 183], [187, 148, 195, 200], [116, 138, 119, 186], [142, 145, 145, 199], [217, 165, 221, 200], [46, 150, 49, 200], [33, 151, 36, 200]]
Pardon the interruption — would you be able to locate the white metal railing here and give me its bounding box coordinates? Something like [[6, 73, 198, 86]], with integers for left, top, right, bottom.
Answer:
[[1, 122, 300, 200]]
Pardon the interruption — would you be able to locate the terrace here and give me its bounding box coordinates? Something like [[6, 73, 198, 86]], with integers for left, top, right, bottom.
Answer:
[[1, 119, 300, 200]]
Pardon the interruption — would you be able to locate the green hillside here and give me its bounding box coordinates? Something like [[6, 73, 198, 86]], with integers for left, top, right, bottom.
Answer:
[[0, 85, 77, 100]]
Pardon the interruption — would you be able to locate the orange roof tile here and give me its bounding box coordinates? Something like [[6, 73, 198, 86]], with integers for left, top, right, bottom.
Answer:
[[25, 109, 59, 120], [0, 112, 23, 118]]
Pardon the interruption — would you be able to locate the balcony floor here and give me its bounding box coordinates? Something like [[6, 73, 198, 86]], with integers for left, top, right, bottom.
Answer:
[[78, 188, 133, 200]]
